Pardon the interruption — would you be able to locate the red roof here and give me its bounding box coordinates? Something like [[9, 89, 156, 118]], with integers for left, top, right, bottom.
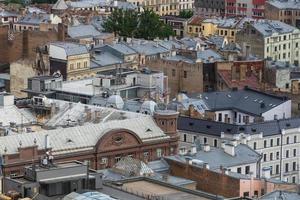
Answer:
[[188, 16, 204, 26]]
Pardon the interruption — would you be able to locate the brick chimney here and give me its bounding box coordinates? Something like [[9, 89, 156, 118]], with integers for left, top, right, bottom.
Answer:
[[58, 23, 65, 41]]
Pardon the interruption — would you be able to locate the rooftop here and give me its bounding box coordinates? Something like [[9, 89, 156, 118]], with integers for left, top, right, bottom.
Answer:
[[52, 0, 68, 10], [16, 13, 52, 25], [252, 20, 297, 37], [170, 144, 260, 170], [259, 190, 300, 200], [68, 24, 104, 39], [189, 87, 289, 116], [267, 0, 300, 9], [50, 42, 89, 56], [178, 116, 300, 137]]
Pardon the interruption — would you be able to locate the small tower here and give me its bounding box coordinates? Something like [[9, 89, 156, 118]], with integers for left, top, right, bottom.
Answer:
[[153, 110, 179, 138]]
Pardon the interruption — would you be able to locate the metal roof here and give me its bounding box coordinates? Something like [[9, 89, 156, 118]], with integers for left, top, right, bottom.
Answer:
[[178, 116, 300, 137], [50, 42, 89, 56], [189, 88, 289, 116], [0, 114, 168, 155]]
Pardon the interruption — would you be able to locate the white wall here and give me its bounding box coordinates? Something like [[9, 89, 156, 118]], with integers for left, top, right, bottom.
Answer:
[[262, 100, 291, 121], [49, 45, 67, 60]]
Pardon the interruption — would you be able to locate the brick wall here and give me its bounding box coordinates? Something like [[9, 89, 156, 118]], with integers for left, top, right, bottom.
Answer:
[[165, 158, 241, 198], [147, 59, 203, 98], [0, 25, 63, 64]]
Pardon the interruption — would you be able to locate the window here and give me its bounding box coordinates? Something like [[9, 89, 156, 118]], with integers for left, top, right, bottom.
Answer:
[[77, 62, 81, 69], [293, 162, 297, 171], [276, 151, 280, 159], [193, 136, 197, 142], [286, 137, 290, 144], [292, 176, 296, 183], [277, 138, 280, 146], [172, 69, 176, 76], [115, 156, 121, 163], [183, 70, 187, 78], [245, 166, 250, 174], [285, 163, 289, 172], [294, 135, 297, 143], [70, 64, 74, 70], [214, 139, 217, 147], [204, 137, 207, 144], [84, 61, 88, 68], [237, 167, 242, 173], [270, 139, 273, 147], [156, 148, 162, 158], [144, 151, 149, 157], [294, 149, 297, 157], [243, 192, 249, 197], [183, 134, 187, 142], [101, 157, 108, 164], [218, 113, 222, 122], [253, 142, 257, 150], [286, 150, 289, 158], [264, 140, 267, 148], [276, 164, 279, 174], [263, 154, 267, 162], [270, 153, 273, 161]]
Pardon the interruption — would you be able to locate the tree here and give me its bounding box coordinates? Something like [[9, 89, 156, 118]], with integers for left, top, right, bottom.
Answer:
[[179, 10, 193, 18], [103, 9, 174, 40]]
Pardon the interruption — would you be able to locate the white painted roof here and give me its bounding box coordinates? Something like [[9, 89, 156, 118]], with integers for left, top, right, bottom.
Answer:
[[0, 105, 36, 127]]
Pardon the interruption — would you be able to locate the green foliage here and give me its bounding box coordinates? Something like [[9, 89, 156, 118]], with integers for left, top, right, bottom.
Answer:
[[4, 0, 23, 5], [179, 10, 193, 18], [103, 9, 175, 40]]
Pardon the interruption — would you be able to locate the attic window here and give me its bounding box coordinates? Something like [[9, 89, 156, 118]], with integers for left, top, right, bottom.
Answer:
[[189, 122, 194, 126], [206, 125, 211, 129], [66, 138, 73, 143], [251, 128, 257, 132], [227, 128, 231, 132], [146, 128, 152, 132], [239, 127, 245, 131], [286, 123, 291, 127]]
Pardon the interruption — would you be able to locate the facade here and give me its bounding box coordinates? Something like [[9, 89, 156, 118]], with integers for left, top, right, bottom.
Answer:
[[187, 15, 203, 37], [49, 42, 91, 80], [264, 60, 300, 93], [236, 20, 300, 65], [143, 0, 179, 16], [160, 16, 188, 37], [265, 0, 300, 28], [13, 13, 62, 32], [225, 0, 265, 18], [178, 116, 300, 184], [187, 87, 291, 124], [0, 10, 18, 27], [194, 0, 225, 17]]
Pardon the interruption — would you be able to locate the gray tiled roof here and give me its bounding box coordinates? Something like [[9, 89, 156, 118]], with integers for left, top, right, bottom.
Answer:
[[196, 49, 223, 63], [51, 42, 89, 56], [189, 88, 289, 116], [252, 20, 297, 37], [17, 13, 51, 25], [259, 190, 300, 200], [68, 24, 103, 39], [267, 0, 300, 9], [187, 144, 260, 169], [0, 10, 18, 17], [178, 116, 300, 137]]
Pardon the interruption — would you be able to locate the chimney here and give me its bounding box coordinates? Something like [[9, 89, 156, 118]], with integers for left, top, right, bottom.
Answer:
[[22, 30, 29, 58], [85, 106, 92, 122], [45, 134, 51, 149], [261, 167, 271, 179], [58, 23, 65, 41], [203, 162, 210, 169], [224, 144, 235, 156], [203, 144, 210, 152], [93, 110, 101, 123], [231, 64, 237, 81], [231, 139, 238, 146], [240, 64, 246, 81], [190, 145, 197, 154]]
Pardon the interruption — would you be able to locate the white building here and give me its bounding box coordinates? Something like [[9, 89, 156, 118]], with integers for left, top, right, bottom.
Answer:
[[178, 116, 300, 184]]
